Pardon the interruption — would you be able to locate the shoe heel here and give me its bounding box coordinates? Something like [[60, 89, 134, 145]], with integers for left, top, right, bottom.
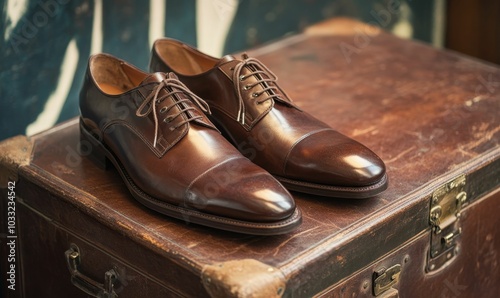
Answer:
[[79, 122, 112, 171]]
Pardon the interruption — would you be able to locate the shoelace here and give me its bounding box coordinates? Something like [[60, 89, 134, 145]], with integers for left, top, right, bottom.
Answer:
[[232, 53, 292, 125], [136, 78, 211, 147]]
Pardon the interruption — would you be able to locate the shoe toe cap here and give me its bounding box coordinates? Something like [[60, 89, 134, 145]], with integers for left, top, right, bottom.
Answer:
[[285, 130, 386, 186], [187, 158, 296, 222]]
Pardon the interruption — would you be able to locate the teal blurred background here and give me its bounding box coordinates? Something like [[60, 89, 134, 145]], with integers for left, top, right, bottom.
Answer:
[[1, 0, 498, 140]]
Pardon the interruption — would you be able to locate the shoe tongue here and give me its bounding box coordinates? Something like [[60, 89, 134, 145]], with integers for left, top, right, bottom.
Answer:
[[166, 72, 179, 80], [139, 72, 168, 85], [217, 55, 239, 66]]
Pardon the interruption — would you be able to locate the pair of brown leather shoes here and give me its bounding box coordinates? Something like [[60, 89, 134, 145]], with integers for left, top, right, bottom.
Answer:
[[79, 39, 387, 235]]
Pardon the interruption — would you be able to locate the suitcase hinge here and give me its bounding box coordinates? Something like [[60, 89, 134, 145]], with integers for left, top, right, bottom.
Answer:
[[427, 174, 467, 272]]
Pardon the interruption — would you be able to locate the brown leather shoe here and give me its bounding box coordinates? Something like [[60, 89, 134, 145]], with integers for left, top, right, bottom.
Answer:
[[79, 53, 301, 234], [150, 39, 388, 198]]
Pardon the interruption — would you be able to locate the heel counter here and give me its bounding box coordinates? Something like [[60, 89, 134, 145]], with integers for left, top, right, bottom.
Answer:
[[79, 59, 93, 115], [149, 41, 167, 73]]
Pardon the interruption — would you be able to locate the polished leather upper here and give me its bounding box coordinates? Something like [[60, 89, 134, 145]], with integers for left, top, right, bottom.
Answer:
[[80, 54, 295, 221], [150, 39, 386, 188]]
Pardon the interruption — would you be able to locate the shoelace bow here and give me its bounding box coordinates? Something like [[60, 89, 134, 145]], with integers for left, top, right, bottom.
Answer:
[[136, 78, 211, 147], [232, 54, 292, 125]]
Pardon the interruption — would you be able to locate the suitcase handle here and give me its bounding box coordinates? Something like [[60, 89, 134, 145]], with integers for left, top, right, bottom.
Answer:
[[65, 244, 119, 298]]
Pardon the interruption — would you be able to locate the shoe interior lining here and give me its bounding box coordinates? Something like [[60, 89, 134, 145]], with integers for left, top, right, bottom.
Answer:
[[155, 40, 217, 76], [90, 55, 146, 95]]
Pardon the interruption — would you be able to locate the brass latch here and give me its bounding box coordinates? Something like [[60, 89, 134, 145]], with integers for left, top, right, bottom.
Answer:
[[427, 174, 467, 272], [373, 264, 401, 296]]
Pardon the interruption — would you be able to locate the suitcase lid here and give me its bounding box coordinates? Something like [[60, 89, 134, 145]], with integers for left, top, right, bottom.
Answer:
[[2, 18, 499, 297]]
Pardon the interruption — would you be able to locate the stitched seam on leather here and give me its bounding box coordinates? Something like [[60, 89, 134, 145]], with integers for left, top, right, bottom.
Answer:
[[246, 100, 274, 131], [164, 123, 189, 157], [102, 120, 187, 158], [218, 63, 237, 81], [282, 128, 332, 176], [156, 135, 166, 150], [210, 103, 238, 122], [102, 120, 160, 156], [185, 156, 245, 196], [209, 100, 272, 131], [276, 173, 388, 191]]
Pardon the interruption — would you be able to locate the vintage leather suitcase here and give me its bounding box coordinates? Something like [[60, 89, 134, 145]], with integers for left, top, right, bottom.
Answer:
[[1, 18, 499, 297]]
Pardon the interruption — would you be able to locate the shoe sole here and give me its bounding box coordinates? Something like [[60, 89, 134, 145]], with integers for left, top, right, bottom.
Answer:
[[79, 119, 302, 235], [274, 174, 388, 199]]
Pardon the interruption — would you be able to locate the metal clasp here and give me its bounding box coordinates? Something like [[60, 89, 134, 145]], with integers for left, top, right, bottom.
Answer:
[[427, 174, 467, 272], [373, 264, 401, 296]]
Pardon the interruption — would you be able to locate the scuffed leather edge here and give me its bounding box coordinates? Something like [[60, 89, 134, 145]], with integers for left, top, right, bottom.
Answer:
[[0, 135, 33, 188], [202, 259, 286, 298]]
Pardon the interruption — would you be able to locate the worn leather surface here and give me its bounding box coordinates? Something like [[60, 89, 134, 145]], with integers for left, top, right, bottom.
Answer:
[[0, 135, 33, 187], [11, 18, 500, 296], [202, 259, 286, 297], [317, 188, 500, 298]]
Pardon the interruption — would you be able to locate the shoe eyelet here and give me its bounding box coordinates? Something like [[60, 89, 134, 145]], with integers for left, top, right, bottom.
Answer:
[[163, 115, 173, 123], [230, 67, 234, 71], [239, 75, 246, 81], [159, 107, 167, 113], [252, 93, 259, 98], [243, 85, 251, 91]]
